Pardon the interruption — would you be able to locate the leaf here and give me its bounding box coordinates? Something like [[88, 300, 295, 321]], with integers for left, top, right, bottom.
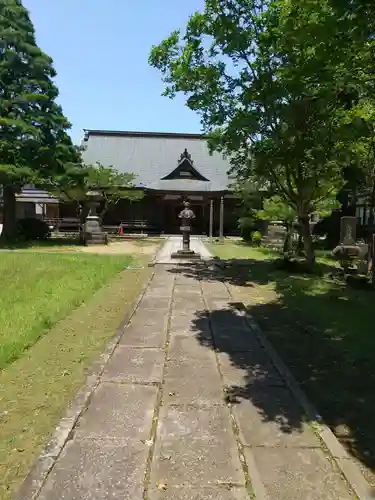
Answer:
[[156, 481, 168, 491]]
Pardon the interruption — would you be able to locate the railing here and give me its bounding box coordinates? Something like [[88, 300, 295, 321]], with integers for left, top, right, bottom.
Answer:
[[117, 220, 151, 234], [44, 217, 80, 231]]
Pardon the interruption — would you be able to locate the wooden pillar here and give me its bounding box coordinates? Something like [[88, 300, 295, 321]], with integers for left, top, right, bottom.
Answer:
[[219, 195, 224, 240], [209, 199, 214, 239]]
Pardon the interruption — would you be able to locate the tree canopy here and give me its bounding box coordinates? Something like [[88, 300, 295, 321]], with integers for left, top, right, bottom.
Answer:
[[49, 162, 144, 222], [0, 0, 80, 240], [149, 0, 375, 268]]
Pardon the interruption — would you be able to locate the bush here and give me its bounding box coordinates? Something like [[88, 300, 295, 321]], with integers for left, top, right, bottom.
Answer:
[[251, 230, 262, 246], [238, 217, 255, 241], [17, 218, 51, 241]]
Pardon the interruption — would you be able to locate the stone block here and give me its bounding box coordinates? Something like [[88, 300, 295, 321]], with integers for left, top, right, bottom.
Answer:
[[246, 447, 355, 500], [164, 356, 223, 407], [120, 323, 167, 348], [137, 296, 171, 311], [102, 347, 165, 384], [201, 281, 231, 298], [38, 438, 148, 500], [232, 387, 320, 448], [74, 383, 157, 442], [148, 486, 250, 499], [168, 335, 214, 361], [151, 406, 244, 488], [129, 309, 169, 330], [212, 325, 263, 352], [217, 350, 284, 389]]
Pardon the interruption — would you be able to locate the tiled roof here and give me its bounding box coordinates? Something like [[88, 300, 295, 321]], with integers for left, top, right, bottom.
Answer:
[[81, 130, 233, 192]]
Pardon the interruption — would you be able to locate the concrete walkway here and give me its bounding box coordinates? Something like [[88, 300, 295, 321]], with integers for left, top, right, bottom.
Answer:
[[30, 240, 358, 500]]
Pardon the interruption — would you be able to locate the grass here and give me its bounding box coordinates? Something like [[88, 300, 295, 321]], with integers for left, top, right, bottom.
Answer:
[[0, 256, 151, 499], [207, 240, 375, 486], [0, 252, 134, 370], [0, 236, 164, 252]]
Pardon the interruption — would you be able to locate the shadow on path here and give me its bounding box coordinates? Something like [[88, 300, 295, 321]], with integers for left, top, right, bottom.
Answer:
[[167, 259, 375, 487]]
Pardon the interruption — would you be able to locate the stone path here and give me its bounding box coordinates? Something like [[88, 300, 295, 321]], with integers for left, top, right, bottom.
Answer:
[[32, 240, 358, 500]]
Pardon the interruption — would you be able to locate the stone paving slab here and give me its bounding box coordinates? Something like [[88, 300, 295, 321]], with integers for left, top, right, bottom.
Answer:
[[157, 405, 234, 441], [74, 383, 157, 442], [232, 386, 320, 448], [151, 440, 245, 488], [102, 347, 165, 384], [37, 438, 148, 500], [217, 350, 285, 388], [208, 307, 247, 330], [201, 280, 231, 297], [146, 286, 174, 297], [136, 295, 171, 311], [148, 486, 250, 499], [246, 447, 355, 499], [173, 295, 206, 310], [120, 323, 167, 348], [168, 322, 210, 340], [173, 286, 202, 296], [164, 358, 224, 407], [212, 324, 265, 352], [151, 406, 244, 488], [168, 335, 215, 361], [128, 308, 169, 330]]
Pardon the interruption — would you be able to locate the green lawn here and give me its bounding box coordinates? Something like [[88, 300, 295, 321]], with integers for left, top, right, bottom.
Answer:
[[0, 251, 151, 499], [208, 241, 375, 486], [0, 252, 132, 370]]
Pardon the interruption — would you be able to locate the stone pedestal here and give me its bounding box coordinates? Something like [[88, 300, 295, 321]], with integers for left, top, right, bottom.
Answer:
[[171, 249, 201, 260], [83, 216, 108, 245]]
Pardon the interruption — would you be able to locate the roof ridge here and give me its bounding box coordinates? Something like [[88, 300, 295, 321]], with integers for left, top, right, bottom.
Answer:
[[83, 129, 205, 140]]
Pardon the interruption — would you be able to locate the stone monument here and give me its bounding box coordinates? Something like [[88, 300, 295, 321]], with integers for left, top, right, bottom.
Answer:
[[333, 216, 367, 271], [82, 190, 108, 245], [171, 200, 201, 260]]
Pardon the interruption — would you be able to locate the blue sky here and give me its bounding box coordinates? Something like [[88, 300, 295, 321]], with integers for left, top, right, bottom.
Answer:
[[23, 0, 204, 144]]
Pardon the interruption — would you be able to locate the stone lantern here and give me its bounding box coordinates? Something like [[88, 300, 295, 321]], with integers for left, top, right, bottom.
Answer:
[[171, 200, 201, 259], [82, 190, 108, 245]]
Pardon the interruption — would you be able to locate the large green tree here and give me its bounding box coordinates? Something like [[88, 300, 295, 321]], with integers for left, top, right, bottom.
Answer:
[[149, 0, 374, 268], [0, 0, 80, 241]]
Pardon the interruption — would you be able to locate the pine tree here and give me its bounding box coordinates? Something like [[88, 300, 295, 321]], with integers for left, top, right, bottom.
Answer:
[[0, 0, 79, 241]]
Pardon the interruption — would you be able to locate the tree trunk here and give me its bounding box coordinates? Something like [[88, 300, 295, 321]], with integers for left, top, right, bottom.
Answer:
[[282, 224, 293, 255], [1, 185, 17, 242], [299, 215, 315, 270]]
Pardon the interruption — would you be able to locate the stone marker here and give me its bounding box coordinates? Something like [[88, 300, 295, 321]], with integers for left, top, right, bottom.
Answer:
[[340, 216, 357, 246]]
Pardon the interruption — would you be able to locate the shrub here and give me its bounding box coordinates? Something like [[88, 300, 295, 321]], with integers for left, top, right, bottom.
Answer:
[[18, 218, 51, 241], [251, 230, 262, 246], [238, 216, 256, 241]]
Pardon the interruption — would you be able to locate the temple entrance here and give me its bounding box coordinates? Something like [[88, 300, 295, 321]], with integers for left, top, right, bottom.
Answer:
[[162, 200, 206, 234]]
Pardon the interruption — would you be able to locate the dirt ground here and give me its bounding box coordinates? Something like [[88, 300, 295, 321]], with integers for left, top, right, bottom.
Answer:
[[78, 240, 160, 256]]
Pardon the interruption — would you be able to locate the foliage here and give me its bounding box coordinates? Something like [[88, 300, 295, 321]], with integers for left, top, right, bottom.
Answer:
[[17, 217, 50, 241], [49, 162, 144, 221], [0, 0, 81, 241], [238, 216, 258, 242], [149, 0, 375, 269], [257, 196, 296, 226], [251, 230, 262, 246]]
